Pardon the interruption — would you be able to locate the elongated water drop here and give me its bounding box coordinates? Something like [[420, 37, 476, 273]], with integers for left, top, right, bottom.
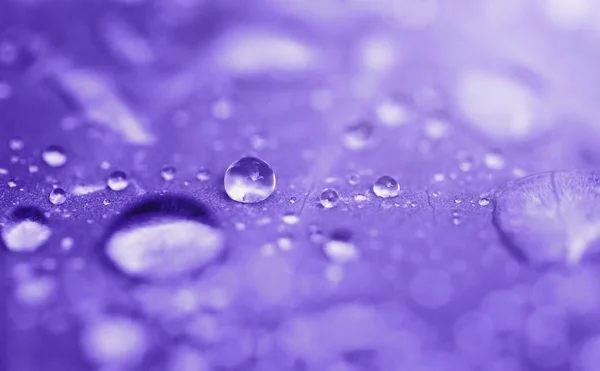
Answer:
[[224, 157, 276, 203], [103, 196, 225, 280], [1, 207, 51, 253]]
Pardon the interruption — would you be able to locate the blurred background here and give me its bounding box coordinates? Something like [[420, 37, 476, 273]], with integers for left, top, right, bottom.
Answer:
[[2, 0, 600, 370]]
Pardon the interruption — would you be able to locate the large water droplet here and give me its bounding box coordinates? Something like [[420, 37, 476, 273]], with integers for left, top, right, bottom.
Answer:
[[494, 171, 600, 266], [320, 188, 340, 209], [49, 188, 67, 205], [342, 120, 374, 150], [107, 171, 129, 191], [373, 175, 400, 198], [224, 157, 276, 203], [1, 207, 52, 253], [42, 145, 68, 167], [103, 196, 225, 280]]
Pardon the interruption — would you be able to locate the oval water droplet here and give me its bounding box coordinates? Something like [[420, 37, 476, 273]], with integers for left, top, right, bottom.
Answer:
[[161, 166, 177, 181], [42, 145, 68, 168], [282, 212, 300, 225], [195, 168, 211, 181], [320, 188, 340, 209], [373, 175, 400, 198], [323, 230, 359, 264], [103, 196, 225, 281], [107, 171, 129, 191], [9, 139, 23, 151], [224, 157, 276, 203], [342, 120, 374, 150], [494, 171, 600, 267], [1, 207, 51, 253], [49, 188, 67, 205]]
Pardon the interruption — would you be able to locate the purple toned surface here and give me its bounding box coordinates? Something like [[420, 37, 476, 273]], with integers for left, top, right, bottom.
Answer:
[[3, 1, 600, 371]]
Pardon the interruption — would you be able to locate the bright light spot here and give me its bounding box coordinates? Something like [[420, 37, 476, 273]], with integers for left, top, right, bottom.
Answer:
[[544, 0, 595, 30], [81, 317, 148, 366]]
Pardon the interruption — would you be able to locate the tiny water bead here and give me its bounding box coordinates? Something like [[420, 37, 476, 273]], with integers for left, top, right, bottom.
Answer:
[[107, 171, 129, 191], [103, 196, 225, 280], [373, 175, 400, 198], [49, 188, 67, 205], [493, 170, 600, 266], [161, 166, 177, 181], [282, 212, 300, 225], [224, 157, 276, 203], [342, 120, 374, 150], [9, 139, 24, 151], [196, 168, 211, 181], [320, 188, 340, 209], [1, 207, 52, 253], [42, 145, 68, 167]]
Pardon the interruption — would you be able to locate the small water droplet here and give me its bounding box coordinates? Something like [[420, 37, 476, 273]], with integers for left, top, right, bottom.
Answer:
[[424, 117, 449, 139], [161, 166, 177, 181], [224, 157, 276, 203], [1, 207, 52, 253], [354, 194, 368, 202], [196, 168, 211, 181], [323, 231, 359, 264], [282, 212, 300, 225], [342, 120, 374, 150], [100, 161, 111, 170], [289, 196, 297, 204], [28, 165, 39, 174], [484, 151, 506, 170], [9, 139, 23, 151], [0, 168, 8, 175], [478, 198, 491, 206], [7, 179, 17, 188], [320, 188, 340, 209], [348, 174, 360, 185], [61, 237, 74, 251], [42, 145, 68, 168], [103, 198, 111, 206], [454, 199, 462, 204], [277, 236, 293, 251], [107, 171, 129, 191], [373, 175, 400, 198], [49, 188, 67, 205], [103, 196, 224, 280], [375, 97, 410, 127]]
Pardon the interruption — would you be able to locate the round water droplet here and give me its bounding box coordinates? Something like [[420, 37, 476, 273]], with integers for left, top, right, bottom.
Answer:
[[107, 171, 129, 191], [342, 120, 374, 150], [1, 207, 52, 253], [42, 145, 67, 167], [282, 212, 300, 225], [9, 139, 23, 151], [7, 179, 16, 188], [484, 151, 506, 170], [348, 174, 360, 185], [373, 175, 400, 198], [224, 157, 276, 203], [161, 166, 177, 181], [103, 196, 225, 280], [49, 188, 67, 205], [196, 168, 211, 181], [323, 230, 359, 264], [478, 198, 491, 206], [375, 97, 410, 127], [494, 170, 600, 266], [320, 188, 340, 209]]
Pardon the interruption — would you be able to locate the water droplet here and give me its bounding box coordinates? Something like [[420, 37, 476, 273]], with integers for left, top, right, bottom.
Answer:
[[103, 196, 225, 280], [161, 166, 176, 181], [100, 161, 111, 170], [1, 207, 52, 253], [107, 171, 129, 191], [289, 196, 297, 204], [42, 145, 68, 167], [373, 175, 400, 198], [323, 230, 359, 264], [282, 212, 300, 225], [342, 120, 374, 150], [103, 198, 111, 206], [494, 170, 600, 266], [196, 168, 211, 181], [9, 139, 23, 151], [61, 237, 74, 251], [478, 198, 491, 206], [348, 174, 360, 185], [424, 117, 449, 139], [484, 151, 506, 170], [354, 194, 368, 202], [224, 157, 276, 203], [49, 188, 67, 205], [7, 180, 16, 188], [277, 236, 293, 251], [0, 168, 7, 175], [320, 188, 340, 209], [375, 97, 410, 127], [28, 165, 39, 174]]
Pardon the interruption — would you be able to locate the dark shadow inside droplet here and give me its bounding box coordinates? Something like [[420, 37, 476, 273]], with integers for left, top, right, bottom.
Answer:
[[330, 228, 353, 242], [8, 206, 48, 224]]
